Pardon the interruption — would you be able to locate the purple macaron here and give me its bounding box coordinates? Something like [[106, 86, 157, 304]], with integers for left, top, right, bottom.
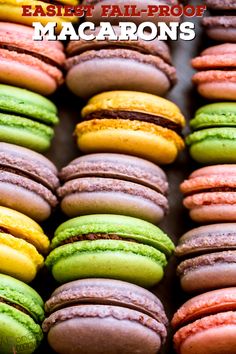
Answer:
[[203, 0, 236, 42], [0, 142, 59, 221], [176, 223, 236, 293], [43, 278, 168, 354], [57, 153, 169, 224]]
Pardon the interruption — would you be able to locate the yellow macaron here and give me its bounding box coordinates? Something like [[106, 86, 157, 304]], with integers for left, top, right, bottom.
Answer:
[[75, 91, 186, 164], [0, 0, 78, 31], [0, 206, 49, 283]]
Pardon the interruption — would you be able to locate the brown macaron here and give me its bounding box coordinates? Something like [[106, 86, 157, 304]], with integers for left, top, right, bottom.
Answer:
[[57, 153, 169, 224], [65, 27, 177, 98], [0, 142, 59, 221], [176, 223, 236, 293]]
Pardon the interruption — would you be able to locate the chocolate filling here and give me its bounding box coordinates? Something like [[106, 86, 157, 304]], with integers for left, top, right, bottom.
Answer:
[[0, 226, 10, 234], [85, 110, 182, 134], [0, 296, 32, 318], [185, 186, 236, 196], [60, 233, 137, 246], [0, 43, 62, 69]]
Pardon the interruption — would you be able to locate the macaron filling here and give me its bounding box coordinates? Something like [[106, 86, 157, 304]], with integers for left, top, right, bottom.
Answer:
[[0, 296, 33, 318], [84, 110, 182, 134]]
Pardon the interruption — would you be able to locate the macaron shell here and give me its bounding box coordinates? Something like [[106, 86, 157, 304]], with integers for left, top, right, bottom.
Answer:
[[175, 223, 236, 257], [67, 27, 172, 63], [189, 204, 236, 223], [172, 287, 236, 329], [0, 48, 62, 95], [60, 190, 165, 224], [0, 179, 53, 222], [75, 119, 184, 164], [187, 130, 236, 163], [0, 304, 43, 354], [192, 73, 236, 100], [0, 233, 43, 283], [0, 113, 53, 152], [46, 240, 166, 287], [174, 312, 236, 354], [82, 91, 185, 127], [44, 305, 164, 354], [66, 57, 171, 98], [0, 205, 49, 254], [203, 17, 236, 42], [178, 251, 236, 292]]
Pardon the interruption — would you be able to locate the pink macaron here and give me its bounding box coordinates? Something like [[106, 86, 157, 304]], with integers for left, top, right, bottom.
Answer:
[[192, 44, 236, 100], [172, 288, 236, 354], [0, 22, 64, 95], [180, 165, 236, 223]]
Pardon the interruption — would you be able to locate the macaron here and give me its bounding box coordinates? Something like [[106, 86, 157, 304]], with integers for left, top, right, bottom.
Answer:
[[176, 223, 236, 292], [192, 44, 236, 100], [75, 91, 185, 164], [0, 84, 59, 151], [172, 287, 236, 354], [0, 274, 44, 354], [186, 102, 236, 163], [65, 28, 177, 98], [0, 0, 78, 32], [58, 153, 169, 224], [0, 206, 49, 282], [82, 0, 181, 25], [180, 165, 236, 223], [0, 142, 59, 221], [45, 214, 175, 286], [0, 23, 64, 95], [43, 278, 168, 354], [203, 0, 236, 42]]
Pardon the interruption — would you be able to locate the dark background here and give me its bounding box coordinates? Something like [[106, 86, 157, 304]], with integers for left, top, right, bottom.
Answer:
[[33, 2, 216, 352]]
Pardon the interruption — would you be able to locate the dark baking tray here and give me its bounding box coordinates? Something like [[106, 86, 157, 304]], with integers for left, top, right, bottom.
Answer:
[[32, 2, 216, 352]]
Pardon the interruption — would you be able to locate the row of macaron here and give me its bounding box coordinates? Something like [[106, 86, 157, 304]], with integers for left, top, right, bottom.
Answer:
[[3, 19, 236, 102], [173, 3, 236, 351], [2, 205, 236, 353], [5, 271, 236, 354], [5, 80, 236, 167]]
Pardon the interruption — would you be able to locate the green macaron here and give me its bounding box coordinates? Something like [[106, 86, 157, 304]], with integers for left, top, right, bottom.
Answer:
[[186, 103, 236, 164], [46, 214, 175, 288], [0, 273, 44, 354], [0, 84, 59, 152]]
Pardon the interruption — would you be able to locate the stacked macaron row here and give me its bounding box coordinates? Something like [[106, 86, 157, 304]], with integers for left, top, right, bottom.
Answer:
[[0, 143, 60, 352], [44, 73, 186, 353], [173, 11, 236, 350], [172, 167, 236, 353]]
